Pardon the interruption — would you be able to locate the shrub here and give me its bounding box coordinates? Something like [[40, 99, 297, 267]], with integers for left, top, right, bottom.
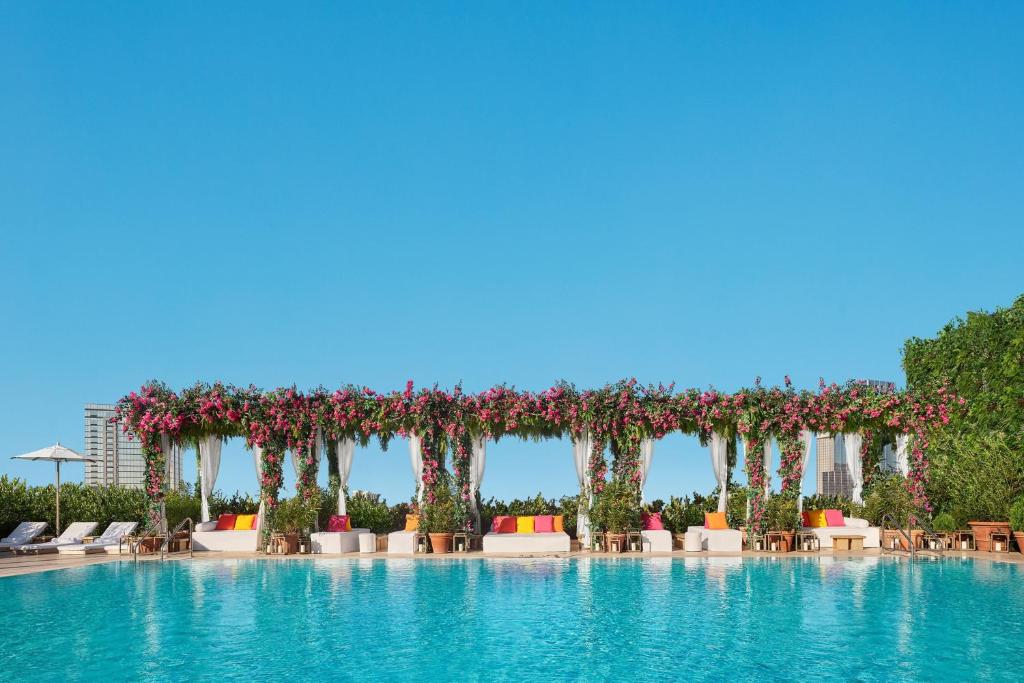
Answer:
[[345, 491, 395, 534], [420, 478, 458, 534], [926, 432, 1024, 522], [590, 479, 641, 534], [862, 475, 915, 526], [802, 494, 865, 519], [766, 496, 799, 532], [1010, 498, 1024, 533], [931, 512, 958, 533], [479, 493, 580, 537], [660, 492, 717, 534], [272, 496, 316, 534]]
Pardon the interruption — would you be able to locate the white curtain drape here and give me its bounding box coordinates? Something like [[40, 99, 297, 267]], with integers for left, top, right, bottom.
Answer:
[[844, 432, 865, 504], [469, 435, 486, 533], [572, 431, 593, 547], [797, 430, 814, 513], [409, 433, 424, 505], [638, 438, 655, 502], [251, 444, 265, 537], [198, 435, 222, 523], [336, 438, 355, 515], [895, 434, 910, 476], [710, 432, 729, 513]]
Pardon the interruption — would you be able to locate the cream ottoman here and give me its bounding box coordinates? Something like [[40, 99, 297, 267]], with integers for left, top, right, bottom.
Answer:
[[684, 529, 702, 552]]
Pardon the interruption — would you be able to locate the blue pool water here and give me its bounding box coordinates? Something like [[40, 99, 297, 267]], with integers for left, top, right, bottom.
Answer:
[[1, 557, 1022, 681]]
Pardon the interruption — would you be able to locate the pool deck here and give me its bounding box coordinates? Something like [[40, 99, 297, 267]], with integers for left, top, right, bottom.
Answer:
[[2, 547, 1022, 578]]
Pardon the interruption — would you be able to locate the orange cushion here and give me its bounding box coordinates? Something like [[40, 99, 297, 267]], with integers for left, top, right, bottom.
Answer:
[[552, 515, 564, 533], [233, 514, 256, 530], [215, 514, 237, 531], [807, 510, 828, 528], [404, 514, 419, 532], [704, 512, 728, 530]]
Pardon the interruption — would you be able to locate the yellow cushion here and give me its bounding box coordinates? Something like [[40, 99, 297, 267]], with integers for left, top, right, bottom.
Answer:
[[704, 512, 728, 530], [516, 516, 535, 534], [233, 514, 256, 530], [404, 514, 419, 532], [552, 515, 564, 533], [807, 510, 828, 528]]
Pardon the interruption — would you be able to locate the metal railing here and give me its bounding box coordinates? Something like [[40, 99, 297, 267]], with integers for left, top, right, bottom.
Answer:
[[880, 512, 945, 558], [160, 517, 194, 561]]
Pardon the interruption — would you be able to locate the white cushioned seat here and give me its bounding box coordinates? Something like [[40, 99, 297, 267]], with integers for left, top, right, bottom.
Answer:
[[310, 529, 370, 554], [192, 520, 260, 552], [641, 529, 673, 552], [387, 530, 418, 554], [686, 526, 742, 552], [482, 531, 570, 554], [801, 517, 880, 549]]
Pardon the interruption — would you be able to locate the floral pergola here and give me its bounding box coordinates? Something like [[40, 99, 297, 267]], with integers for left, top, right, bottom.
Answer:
[[115, 378, 961, 539]]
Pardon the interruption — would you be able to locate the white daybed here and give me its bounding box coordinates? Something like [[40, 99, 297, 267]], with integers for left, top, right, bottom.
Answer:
[[0, 522, 48, 552], [641, 530, 673, 552], [193, 520, 260, 552], [801, 517, 880, 549], [482, 531, 571, 554], [685, 526, 743, 552], [311, 529, 370, 554], [12, 522, 98, 554], [57, 522, 139, 555]]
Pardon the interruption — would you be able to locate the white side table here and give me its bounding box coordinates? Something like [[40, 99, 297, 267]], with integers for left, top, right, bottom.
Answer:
[[358, 532, 376, 554], [684, 530, 702, 552]]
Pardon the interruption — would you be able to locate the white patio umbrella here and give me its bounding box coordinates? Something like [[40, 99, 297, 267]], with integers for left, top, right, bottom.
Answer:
[[12, 442, 98, 534]]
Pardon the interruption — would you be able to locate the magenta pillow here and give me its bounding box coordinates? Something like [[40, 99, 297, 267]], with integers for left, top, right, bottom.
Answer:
[[824, 509, 845, 527], [642, 512, 665, 531], [326, 515, 350, 532], [534, 515, 554, 533]]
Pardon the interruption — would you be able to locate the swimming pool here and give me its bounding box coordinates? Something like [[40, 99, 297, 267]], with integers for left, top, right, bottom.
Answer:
[[1, 557, 1021, 681]]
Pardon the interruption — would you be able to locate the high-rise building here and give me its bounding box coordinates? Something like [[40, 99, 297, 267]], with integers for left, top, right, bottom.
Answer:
[[84, 403, 182, 489], [815, 434, 853, 498]]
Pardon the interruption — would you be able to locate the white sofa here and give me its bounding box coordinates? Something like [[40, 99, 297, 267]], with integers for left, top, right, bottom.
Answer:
[[482, 531, 571, 554], [311, 529, 370, 554], [193, 521, 260, 552], [686, 526, 743, 552], [641, 530, 673, 552], [801, 517, 880, 549]]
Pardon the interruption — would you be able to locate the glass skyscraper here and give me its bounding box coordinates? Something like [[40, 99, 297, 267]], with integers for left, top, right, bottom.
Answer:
[[83, 403, 182, 489]]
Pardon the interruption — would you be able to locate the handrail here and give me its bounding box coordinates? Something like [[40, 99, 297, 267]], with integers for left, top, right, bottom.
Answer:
[[880, 511, 945, 558], [160, 517, 194, 561], [880, 513, 915, 558]]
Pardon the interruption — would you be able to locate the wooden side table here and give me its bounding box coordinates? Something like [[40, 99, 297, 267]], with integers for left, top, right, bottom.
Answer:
[[832, 535, 865, 551], [591, 532, 606, 552], [795, 532, 820, 552], [953, 530, 975, 551]]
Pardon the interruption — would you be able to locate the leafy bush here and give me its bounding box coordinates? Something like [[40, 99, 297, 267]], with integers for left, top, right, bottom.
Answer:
[[0, 476, 149, 536], [345, 491, 395, 534], [931, 512, 958, 533], [926, 432, 1024, 522], [272, 496, 316, 534], [590, 479, 641, 533], [660, 492, 717, 534], [479, 493, 580, 537], [802, 494, 865, 519], [1010, 498, 1024, 533], [765, 496, 799, 532], [420, 475, 458, 534], [861, 475, 916, 526]]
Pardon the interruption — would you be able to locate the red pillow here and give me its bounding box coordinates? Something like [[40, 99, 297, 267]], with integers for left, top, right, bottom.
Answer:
[[326, 515, 350, 532], [534, 515, 554, 533], [491, 516, 516, 533], [824, 509, 845, 527], [801, 511, 811, 527], [215, 514, 237, 531], [642, 511, 665, 531]]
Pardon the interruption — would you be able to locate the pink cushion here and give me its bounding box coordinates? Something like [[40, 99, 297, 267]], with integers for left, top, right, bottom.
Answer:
[[326, 515, 350, 532], [642, 512, 665, 531], [824, 509, 845, 527], [533, 515, 554, 533]]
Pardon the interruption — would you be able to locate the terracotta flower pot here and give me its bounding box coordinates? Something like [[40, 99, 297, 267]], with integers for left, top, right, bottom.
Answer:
[[1013, 531, 1024, 554], [605, 533, 626, 553], [428, 533, 453, 554], [968, 521, 1011, 552], [780, 531, 796, 553]]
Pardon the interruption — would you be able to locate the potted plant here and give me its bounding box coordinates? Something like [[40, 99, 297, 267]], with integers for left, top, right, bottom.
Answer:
[[931, 512, 958, 549], [591, 479, 641, 553], [420, 477, 457, 554], [270, 498, 302, 554], [1009, 498, 1024, 554], [766, 496, 798, 552], [968, 517, 1012, 552]]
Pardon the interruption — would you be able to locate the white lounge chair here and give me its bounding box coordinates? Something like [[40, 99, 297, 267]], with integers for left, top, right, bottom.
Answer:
[[12, 522, 98, 554], [57, 522, 139, 555], [0, 522, 48, 552]]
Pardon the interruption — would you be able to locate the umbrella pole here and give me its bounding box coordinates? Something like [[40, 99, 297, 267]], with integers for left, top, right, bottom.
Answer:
[[55, 460, 61, 535]]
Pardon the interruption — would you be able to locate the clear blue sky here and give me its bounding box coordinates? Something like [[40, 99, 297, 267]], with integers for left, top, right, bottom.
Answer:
[[2, 3, 1021, 505]]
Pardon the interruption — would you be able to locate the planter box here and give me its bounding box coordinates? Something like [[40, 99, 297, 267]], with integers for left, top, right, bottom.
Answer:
[[968, 521, 1011, 552]]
